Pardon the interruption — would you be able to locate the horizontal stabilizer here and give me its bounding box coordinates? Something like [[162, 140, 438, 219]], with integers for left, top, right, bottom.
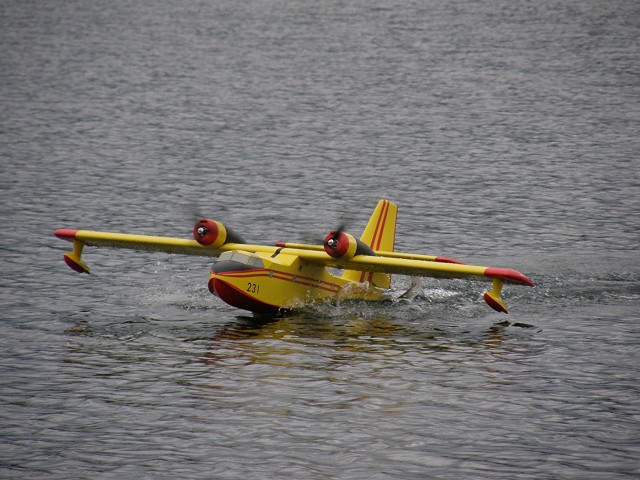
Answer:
[[275, 242, 462, 264]]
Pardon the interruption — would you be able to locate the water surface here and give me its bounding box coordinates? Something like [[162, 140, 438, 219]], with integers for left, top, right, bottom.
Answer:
[[1, 1, 639, 478]]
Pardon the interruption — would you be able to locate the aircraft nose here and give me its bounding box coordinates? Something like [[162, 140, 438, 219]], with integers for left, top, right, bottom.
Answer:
[[207, 276, 217, 296]]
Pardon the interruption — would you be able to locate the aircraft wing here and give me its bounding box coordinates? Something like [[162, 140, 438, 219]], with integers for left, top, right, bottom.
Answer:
[[55, 229, 221, 256], [56, 229, 532, 286], [284, 248, 533, 286], [54, 229, 238, 273], [284, 248, 534, 313], [347, 254, 533, 285], [55, 228, 296, 273]]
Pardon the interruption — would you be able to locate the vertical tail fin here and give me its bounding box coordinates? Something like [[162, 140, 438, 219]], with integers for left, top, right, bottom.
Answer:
[[341, 199, 397, 288]]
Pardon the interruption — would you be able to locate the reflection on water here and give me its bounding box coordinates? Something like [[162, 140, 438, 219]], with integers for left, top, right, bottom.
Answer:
[[211, 310, 400, 341], [202, 303, 545, 371]]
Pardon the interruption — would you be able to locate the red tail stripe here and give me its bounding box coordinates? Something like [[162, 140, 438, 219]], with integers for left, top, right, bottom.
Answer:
[[360, 200, 390, 283], [370, 199, 389, 250]]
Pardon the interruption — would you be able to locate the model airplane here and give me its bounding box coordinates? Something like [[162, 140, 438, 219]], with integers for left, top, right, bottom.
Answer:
[[55, 199, 534, 315]]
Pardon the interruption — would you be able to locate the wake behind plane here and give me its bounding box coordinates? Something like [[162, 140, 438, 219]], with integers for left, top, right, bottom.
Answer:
[[55, 199, 534, 315]]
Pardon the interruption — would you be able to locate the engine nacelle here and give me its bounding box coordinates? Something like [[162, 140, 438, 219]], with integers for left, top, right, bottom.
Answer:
[[193, 219, 245, 248], [323, 231, 376, 260]]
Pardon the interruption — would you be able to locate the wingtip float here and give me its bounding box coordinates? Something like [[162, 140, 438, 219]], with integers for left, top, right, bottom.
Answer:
[[55, 199, 534, 315], [55, 229, 90, 274]]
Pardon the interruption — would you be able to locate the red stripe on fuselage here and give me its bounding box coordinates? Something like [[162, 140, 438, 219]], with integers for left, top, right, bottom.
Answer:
[[212, 268, 342, 294], [209, 264, 346, 313]]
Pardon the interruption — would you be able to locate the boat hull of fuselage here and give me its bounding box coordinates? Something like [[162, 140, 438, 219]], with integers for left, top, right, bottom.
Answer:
[[207, 257, 383, 314]]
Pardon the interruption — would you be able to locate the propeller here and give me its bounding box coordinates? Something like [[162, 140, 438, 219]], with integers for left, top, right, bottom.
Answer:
[[325, 223, 346, 249]]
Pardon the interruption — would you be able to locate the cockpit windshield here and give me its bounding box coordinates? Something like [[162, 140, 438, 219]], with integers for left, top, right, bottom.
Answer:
[[218, 251, 265, 268]]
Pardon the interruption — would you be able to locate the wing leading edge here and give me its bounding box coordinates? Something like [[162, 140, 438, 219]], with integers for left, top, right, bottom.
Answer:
[[286, 248, 533, 286], [55, 228, 533, 285]]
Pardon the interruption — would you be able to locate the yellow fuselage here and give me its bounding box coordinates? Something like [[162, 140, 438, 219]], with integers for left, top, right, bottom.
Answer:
[[208, 250, 383, 314]]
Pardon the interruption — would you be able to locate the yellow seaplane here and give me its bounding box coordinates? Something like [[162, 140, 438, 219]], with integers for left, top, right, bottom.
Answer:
[[55, 199, 534, 315]]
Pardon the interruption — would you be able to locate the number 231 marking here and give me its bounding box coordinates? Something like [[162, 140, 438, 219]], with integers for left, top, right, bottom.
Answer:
[[246, 283, 260, 295]]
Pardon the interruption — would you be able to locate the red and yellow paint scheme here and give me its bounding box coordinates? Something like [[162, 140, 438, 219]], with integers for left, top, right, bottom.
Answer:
[[55, 199, 534, 315]]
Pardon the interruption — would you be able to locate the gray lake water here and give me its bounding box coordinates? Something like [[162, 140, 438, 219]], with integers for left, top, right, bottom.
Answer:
[[1, 1, 639, 478]]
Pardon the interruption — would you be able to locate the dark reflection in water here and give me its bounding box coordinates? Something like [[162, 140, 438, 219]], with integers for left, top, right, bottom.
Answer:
[[201, 304, 547, 373]]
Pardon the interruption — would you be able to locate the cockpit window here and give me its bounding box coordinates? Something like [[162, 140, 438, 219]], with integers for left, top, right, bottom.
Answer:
[[218, 251, 264, 268], [247, 256, 264, 268]]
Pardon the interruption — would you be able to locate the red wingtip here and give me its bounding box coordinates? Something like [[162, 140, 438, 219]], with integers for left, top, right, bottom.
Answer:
[[435, 256, 464, 265], [275, 242, 286, 247], [55, 229, 79, 241], [484, 267, 534, 287]]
